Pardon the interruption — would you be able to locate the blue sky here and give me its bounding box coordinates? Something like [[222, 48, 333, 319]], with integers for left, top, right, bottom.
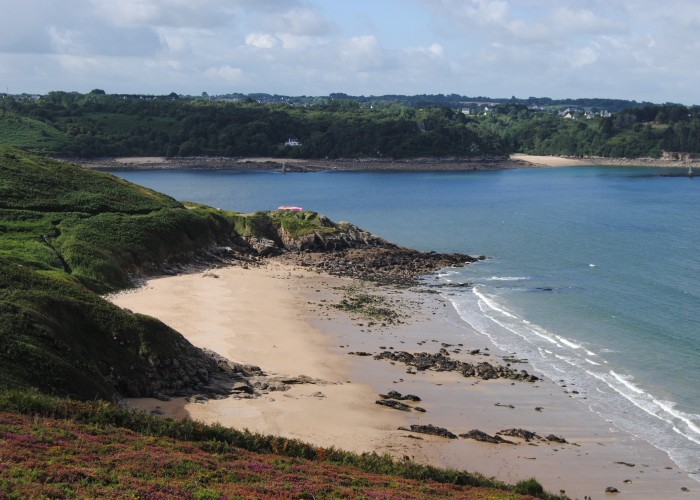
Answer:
[[0, 0, 698, 104]]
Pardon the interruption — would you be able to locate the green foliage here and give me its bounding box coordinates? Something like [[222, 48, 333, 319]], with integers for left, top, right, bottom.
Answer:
[[0, 391, 568, 499], [0, 111, 69, 152], [269, 210, 338, 238], [3, 92, 699, 159], [55, 207, 234, 290], [332, 285, 400, 324], [514, 478, 545, 496], [0, 257, 207, 399], [0, 147, 181, 214], [231, 209, 338, 241]]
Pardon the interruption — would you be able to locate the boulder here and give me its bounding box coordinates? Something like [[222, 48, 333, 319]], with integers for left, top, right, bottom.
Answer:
[[397, 424, 458, 439]]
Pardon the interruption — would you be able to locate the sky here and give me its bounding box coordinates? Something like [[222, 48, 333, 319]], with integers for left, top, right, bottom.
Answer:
[[1, 0, 699, 104]]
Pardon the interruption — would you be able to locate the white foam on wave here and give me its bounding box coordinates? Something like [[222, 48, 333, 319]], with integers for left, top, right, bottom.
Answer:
[[585, 358, 601, 366], [610, 371, 646, 394], [473, 287, 518, 319], [553, 353, 578, 367], [557, 336, 582, 349], [437, 270, 460, 278], [473, 288, 561, 345], [653, 400, 700, 445]]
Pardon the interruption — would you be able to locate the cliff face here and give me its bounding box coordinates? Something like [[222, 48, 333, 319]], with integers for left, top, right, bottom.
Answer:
[[242, 213, 389, 254]]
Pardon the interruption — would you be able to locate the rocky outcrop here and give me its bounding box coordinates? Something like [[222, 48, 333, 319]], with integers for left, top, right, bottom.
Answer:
[[280, 246, 479, 285], [379, 390, 421, 401], [459, 430, 514, 444], [278, 220, 388, 252], [496, 428, 541, 442], [376, 399, 413, 411]]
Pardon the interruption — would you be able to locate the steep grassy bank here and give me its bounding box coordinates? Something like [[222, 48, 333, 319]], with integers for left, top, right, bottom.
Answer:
[[0, 391, 558, 499]]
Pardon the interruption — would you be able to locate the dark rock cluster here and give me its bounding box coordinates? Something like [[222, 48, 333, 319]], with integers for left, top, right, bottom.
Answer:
[[280, 246, 479, 285], [374, 348, 540, 382], [398, 424, 458, 439], [459, 430, 514, 444]]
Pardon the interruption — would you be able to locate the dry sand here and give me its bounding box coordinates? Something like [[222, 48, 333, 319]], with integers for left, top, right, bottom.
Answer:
[[112, 262, 696, 499], [114, 157, 168, 165], [509, 154, 591, 167]]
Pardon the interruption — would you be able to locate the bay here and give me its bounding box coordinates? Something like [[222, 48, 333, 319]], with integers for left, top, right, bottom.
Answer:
[[113, 165, 700, 480]]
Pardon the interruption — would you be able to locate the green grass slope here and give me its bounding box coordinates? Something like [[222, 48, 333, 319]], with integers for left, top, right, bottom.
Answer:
[[0, 392, 557, 499], [0, 113, 69, 152]]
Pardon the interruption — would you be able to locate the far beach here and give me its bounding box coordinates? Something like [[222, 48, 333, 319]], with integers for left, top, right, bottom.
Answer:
[[111, 260, 693, 499]]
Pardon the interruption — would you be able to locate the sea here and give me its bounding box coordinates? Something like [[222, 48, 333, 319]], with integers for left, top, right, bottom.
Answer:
[[112, 165, 700, 481]]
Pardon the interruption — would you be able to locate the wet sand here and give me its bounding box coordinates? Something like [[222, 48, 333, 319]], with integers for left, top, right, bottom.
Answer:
[[112, 262, 696, 498]]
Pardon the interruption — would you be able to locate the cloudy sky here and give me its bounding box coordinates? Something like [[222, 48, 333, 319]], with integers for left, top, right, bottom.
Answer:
[[1, 0, 698, 103]]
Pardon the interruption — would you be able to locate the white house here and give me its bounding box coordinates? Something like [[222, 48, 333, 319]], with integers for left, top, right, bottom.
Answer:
[[285, 138, 302, 147]]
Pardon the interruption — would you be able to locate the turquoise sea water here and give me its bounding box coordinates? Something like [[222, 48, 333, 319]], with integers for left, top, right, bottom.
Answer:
[[113, 166, 700, 480]]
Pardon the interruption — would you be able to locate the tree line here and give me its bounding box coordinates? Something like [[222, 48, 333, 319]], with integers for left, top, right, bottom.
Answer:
[[0, 91, 698, 159]]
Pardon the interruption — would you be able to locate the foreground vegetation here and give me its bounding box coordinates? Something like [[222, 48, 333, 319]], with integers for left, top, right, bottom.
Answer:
[[0, 391, 561, 499], [1, 91, 698, 159]]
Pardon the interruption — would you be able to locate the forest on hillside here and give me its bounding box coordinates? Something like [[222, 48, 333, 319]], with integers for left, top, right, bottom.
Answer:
[[0, 91, 698, 159]]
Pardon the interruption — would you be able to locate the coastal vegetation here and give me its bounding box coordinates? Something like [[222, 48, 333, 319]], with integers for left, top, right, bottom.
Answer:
[[0, 391, 557, 499], [1, 91, 698, 159], [0, 146, 566, 498]]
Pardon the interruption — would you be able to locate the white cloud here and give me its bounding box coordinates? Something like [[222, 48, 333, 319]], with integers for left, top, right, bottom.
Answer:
[[91, 0, 160, 27], [48, 28, 84, 55], [245, 33, 279, 49], [204, 65, 245, 83], [340, 36, 389, 72], [405, 43, 446, 59], [267, 8, 337, 36], [569, 46, 599, 69], [0, 0, 698, 103]]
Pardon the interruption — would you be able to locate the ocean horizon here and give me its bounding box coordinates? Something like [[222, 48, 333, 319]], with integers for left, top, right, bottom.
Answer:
[[112, 165, 700, 482]]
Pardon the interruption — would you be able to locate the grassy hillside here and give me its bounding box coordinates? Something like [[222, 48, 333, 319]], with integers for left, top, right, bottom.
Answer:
[[0, 391, 556, 499], [0, 112, 69, 152]]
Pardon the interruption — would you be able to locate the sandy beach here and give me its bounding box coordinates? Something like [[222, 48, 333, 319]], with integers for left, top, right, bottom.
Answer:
[[71, 153, 697, 171], [509, 154, 591, 167], [111, 262, 696, 498]]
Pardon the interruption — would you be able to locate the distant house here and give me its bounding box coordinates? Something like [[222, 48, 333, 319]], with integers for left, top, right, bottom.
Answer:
[[285, 138, 302, 147]]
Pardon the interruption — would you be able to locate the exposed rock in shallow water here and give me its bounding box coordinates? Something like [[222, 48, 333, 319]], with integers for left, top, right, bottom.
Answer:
[[379, 390, 421, 401], [374, 349, 540, 382], [497, 428, 542, 442], [459, 430, 514, 444], [376, 399, 412, 411], [398, 424, 458, 439], [277, 245, 477, 286], [545, 434, 568, 444]]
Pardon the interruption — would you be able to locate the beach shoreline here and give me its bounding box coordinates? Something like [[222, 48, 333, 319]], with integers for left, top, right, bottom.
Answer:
[[110, 260, 695, 498], [67, 153, 697, 171]]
